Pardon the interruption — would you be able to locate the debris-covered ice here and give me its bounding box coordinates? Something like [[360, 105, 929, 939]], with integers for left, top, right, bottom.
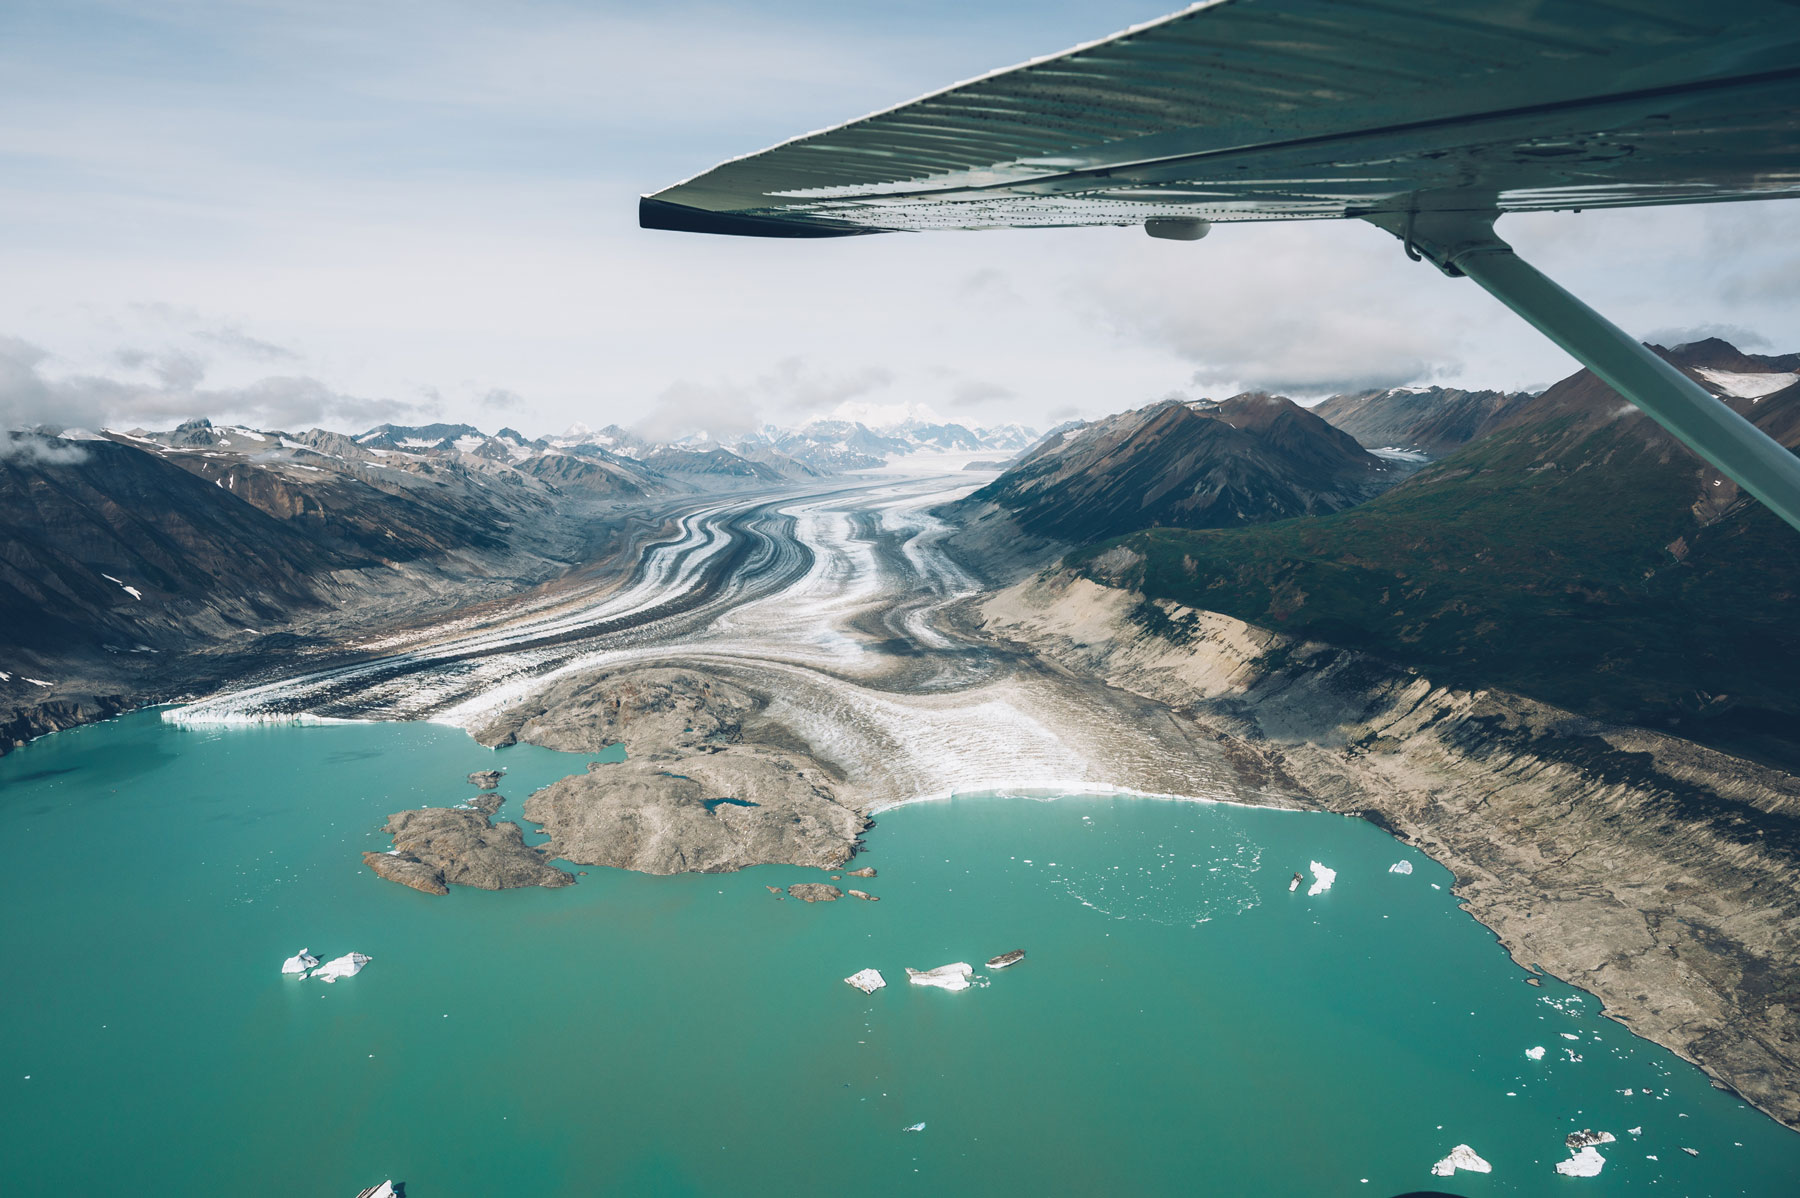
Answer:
[[906, 963, 973, 991], [1306, 861, 1336, 896], [313, 952, 371, 983], [1566, 1130, 1616, 1149], [1555, 1147, 1606, 1177], [1430, 1144, 1491, 1176], [844, 968, 886, 994], [985, 949, 1025, 969], [280, 948, 318, 976], [1388, 860, 1413, 875]]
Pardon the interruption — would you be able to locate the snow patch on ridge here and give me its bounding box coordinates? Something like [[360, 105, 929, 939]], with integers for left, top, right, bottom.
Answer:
[[1696, 367, 1798, 398]]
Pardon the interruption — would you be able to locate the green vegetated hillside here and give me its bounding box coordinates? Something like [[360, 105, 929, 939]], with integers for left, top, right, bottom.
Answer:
[[1070, 354, 1800, 770]]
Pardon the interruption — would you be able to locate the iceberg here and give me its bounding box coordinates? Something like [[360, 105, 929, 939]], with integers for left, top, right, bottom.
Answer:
[[281, 948, 319, 976], [903, 1122, 926, 1132], [313, 952, 371, 983], [986, 949, 1026, 969], [1566, 1130, 1616, 1149], [1526, 1046, 1546, 1060], [1307, 861, 1336, 896], [1388, 860, 1413, 875], [1555, 1146, 1606, 1177], [906, 963, 974, 991], [1288, 872, 1301, 892], [844, 968, 886, 994], [1430, 1144, 1491, 1176]]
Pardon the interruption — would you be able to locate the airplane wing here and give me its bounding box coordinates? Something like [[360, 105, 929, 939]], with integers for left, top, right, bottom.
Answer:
[[640, 0, 1800, 532], [641, 0, 1800, 236]]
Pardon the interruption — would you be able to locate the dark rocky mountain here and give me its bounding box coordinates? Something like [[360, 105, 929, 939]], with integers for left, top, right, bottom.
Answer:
[[1072, 341, 1800, 768], [734, 445, 828, 478], [1312, 385, 1536, 457], [0, 425, 616, 751], [352, 422, 487, 451], [0, 433, 352, 659], [640, 447, 785, 483], [516, 445, 659, 497], [950, 394, 1398, 545], [1664, 336, 1800, 376]]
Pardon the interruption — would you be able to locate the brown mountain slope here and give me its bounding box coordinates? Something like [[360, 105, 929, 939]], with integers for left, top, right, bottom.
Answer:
[[951, 394, 1399, 545], [1072, 345, 1800, 769], [1312, 385, 1536, 456]]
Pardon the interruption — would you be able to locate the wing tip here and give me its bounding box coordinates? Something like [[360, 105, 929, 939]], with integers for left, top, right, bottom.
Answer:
[[638, 195, 887, 239]]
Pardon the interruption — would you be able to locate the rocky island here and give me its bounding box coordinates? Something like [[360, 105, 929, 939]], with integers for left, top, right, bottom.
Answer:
[[363, 793, 574, 895]]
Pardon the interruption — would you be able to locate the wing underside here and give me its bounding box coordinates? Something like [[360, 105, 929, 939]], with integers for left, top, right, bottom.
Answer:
[[642, 0, 1800, 236]]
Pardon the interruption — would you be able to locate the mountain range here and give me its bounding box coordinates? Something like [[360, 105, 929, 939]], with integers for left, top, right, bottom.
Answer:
[[1062, 338, 1800, 769], [0, 408, 1039, 749], [1310, 385, 1537, 458]]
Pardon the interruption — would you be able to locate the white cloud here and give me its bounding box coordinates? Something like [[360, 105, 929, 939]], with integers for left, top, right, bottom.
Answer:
[[0, 334, 422, 433], [1, 2, 1797, 439]]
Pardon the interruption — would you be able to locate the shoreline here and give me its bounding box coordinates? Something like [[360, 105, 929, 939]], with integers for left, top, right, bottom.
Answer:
[[971, 569, 1800, 1133]]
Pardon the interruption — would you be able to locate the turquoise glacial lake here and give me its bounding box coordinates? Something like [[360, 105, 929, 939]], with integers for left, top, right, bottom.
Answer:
[[2, 710, 1797, 1195]]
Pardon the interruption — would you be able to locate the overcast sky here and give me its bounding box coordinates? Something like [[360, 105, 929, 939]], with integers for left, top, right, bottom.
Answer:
[[5, 0, 1800, 439]]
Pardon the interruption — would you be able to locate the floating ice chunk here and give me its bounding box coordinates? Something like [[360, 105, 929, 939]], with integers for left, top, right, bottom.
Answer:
[[1628, 1127, 1643, 1136], [281, 948, 319, 976], [1388, 860, 1413, 875], [1288, 872, 1301, 892], [1566, 1130, 1616, 1149], [1430, 1144, 1491, 1176], [24, 678, 51, 687], [1561, 1033, 1581, 1040], [986, 949, 1026, 969], [358, 1183, 398, 1198], [1564, 1048, 1583, 1062], [1526, 1046, 1546, 1060], [903, 1122, 925, 1132], [1307, 861, 1336, 896], [906, 963, 973, 991], [313, 952, 371, 983], [1556, 1147, 1606, 1177], [1681, 1147, 1698, 1157], [844, 968, 886, 994]]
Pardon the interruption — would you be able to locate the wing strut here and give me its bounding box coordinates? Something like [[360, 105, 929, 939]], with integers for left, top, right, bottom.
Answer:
[[1365, 211, 1800, 534]]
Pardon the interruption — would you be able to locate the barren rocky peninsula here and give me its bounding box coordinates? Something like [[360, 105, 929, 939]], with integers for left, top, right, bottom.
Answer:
[[478, 666, 868, 875]]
